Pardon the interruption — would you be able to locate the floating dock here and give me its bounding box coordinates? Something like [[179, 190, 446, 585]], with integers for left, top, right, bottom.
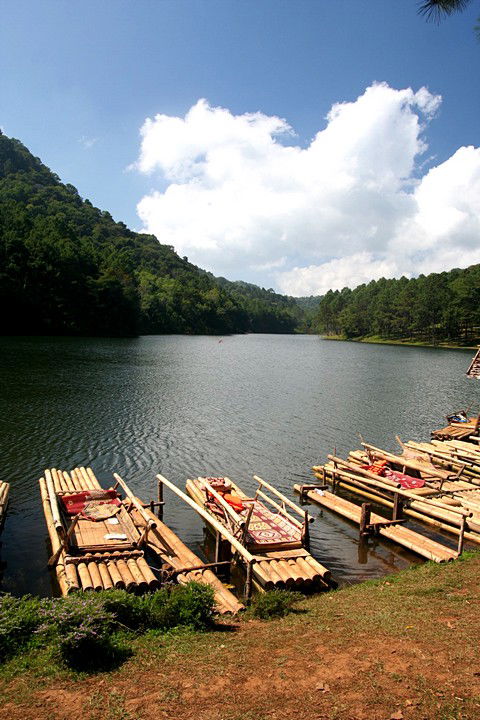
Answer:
[[181, 473, 331, 593], [40, 467, 243, 613]]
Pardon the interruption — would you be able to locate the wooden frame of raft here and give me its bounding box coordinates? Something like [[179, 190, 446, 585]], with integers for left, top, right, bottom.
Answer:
[[169, 473, 331, 595]]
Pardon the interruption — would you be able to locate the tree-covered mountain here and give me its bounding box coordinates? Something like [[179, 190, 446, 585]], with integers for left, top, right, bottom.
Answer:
[[0, 132, 303, 336], [311, 267, 480, 345]]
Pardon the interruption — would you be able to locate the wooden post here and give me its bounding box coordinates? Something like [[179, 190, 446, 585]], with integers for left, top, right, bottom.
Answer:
[[214, 530, 221, 564], [302, 509, 311, 551], [457, 515, 467, 556], [241, 502, 255, 546], [245, 559, 254, 602], [392, 492, 403, 521], [360, 503, 371, 537], [158, 476, 164, 520], [47, 513, 81, 568]]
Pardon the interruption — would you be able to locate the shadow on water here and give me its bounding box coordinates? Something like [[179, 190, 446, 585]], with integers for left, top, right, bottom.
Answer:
[[0, 334, 476, 596]]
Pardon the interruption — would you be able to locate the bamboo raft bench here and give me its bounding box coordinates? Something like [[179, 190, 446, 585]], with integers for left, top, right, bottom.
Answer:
[[40, 467, 243, 613], [178, 473, 331, 595], [0, 480, 10, 530]]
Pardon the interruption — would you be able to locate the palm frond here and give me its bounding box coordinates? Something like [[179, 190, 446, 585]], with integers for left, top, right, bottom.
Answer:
[[418, 0, 474, 22]]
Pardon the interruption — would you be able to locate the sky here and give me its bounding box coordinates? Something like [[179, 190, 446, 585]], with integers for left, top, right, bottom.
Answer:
[[1, 0, 479, 296]]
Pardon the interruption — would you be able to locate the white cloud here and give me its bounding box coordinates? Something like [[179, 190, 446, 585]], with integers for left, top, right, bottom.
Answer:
[[79, 135, 98, 149], [134, 84, 480, 296]]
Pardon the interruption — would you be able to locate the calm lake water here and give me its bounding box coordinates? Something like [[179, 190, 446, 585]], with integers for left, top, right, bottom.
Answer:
[[0, 334, 476, 596]]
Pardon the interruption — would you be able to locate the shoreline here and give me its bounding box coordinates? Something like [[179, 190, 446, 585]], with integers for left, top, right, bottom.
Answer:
[[321, 334, 478, 350]]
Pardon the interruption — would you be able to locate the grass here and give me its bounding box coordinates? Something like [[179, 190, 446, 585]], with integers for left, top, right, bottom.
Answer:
[[0, 553, 479, 719], [322, 334, 478, 350]]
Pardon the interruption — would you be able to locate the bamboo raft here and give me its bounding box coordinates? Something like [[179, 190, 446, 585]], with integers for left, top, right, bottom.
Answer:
[[294, 486, 457, 563], [466, 348, 480, 379], [0, 480, 10, 529], [431, 413, 480, 442], [310, 436, 480, 557], [183, 474, 331, 593], [40, 467, 243, 613], [40, 467, 160, 595]]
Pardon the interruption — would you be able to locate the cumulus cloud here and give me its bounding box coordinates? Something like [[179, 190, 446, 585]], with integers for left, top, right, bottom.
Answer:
[[134, 84, 480, 295]]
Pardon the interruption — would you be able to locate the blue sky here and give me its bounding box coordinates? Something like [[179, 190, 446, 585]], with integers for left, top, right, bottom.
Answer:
[[1, 0, 479, 294]]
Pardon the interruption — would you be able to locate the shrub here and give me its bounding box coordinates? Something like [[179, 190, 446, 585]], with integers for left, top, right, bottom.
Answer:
[[100, 590, 149, 631], [0, 582, 215, 671], [0, 594, 42, 660], [248, 590, 303, 619], [143, 583, 215, 630], [37, 593, 124, 671]]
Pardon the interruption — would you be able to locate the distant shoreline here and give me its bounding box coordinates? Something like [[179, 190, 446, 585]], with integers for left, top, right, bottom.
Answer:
[[321, 334, 477, 350]]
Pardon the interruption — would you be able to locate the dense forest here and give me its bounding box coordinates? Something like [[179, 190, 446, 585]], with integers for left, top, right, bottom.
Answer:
[[0, 132, 303, 336], [2, 131, 478, 343], [311, 267, 480, 345]]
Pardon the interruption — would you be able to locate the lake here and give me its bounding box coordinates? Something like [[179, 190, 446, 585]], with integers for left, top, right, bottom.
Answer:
[[0, 334, 476, 596]]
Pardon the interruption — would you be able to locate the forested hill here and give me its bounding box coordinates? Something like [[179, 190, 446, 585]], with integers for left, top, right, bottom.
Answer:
[[311, 267, 480, 345], [0, 132, 303, 336]]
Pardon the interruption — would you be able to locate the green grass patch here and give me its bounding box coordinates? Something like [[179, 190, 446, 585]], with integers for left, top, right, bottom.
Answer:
[[247, 589, 304, 619]]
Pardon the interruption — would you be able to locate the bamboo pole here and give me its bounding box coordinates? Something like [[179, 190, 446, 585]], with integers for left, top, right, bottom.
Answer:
[[97, 560, 114, 590], [86, 467, 102, 489], [45, 469, 63, 534], [163, 475, 256, 563], [313, 471, 480, 546], [39, 477, 70, 596], [113, 473, 157, 529], [325, 455, 401, 489], [255, 487, 304, 529], [79, 467, 95, 490], [87, 560, 104, 591], [65, 562, 80, 593], [48, 512, 81, 567], [106, 560, 125, 589], [62, 471, 76, 493], [77, 562, 93, 591], [253, 475, 314, 522], [201, 478, 245, 528]]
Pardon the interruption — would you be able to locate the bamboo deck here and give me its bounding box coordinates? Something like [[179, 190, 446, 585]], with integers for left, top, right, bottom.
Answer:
[[0, 480, 9, 529], [295, 486, 457, 563], [40, 467, 243, 613], [186, 476, 331, 591]]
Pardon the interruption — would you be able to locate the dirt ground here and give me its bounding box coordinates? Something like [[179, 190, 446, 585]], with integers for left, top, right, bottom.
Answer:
[[1, 554, 479, 720]]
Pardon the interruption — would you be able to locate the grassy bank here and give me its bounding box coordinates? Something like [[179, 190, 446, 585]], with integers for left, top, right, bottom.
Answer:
[[322, 334, 478, 350], [0, 552, 479, 720]]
